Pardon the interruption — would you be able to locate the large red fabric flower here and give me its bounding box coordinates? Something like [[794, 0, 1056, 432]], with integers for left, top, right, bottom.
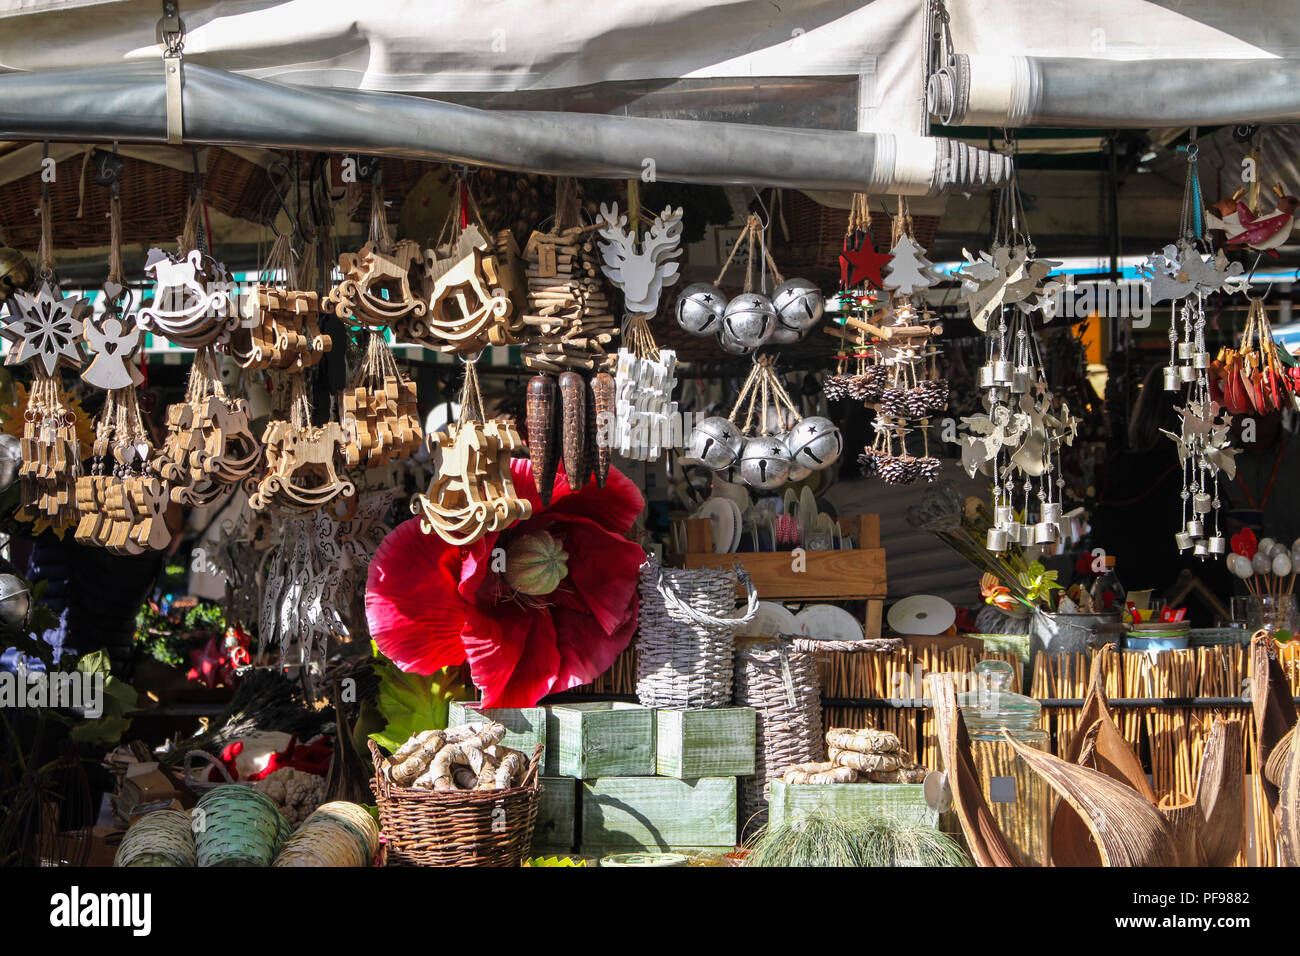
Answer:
[[366, 460, 645, 707]]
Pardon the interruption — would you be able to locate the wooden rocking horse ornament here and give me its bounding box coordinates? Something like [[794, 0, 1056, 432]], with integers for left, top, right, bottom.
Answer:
[[327, 177, 427, 330], [250, 374, 356, 519]]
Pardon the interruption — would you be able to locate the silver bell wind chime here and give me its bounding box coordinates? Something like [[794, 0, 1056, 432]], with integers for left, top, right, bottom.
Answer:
[[1139, 141, 1244, 557], [956, 175, 1077, 552]]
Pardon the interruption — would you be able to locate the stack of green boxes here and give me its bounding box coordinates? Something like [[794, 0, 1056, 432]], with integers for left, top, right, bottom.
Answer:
[[449, 700, 757, 857]]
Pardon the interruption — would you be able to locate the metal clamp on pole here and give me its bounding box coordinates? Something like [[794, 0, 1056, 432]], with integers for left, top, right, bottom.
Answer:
[[158, 1, 185, 144]]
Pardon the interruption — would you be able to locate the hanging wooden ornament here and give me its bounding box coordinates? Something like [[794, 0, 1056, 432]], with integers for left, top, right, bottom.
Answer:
[[327, 178, 427, 329], [612, 314, 678, 462], [1, 193, 89, 532], [154, 348, 263, 509], [138, 193, 238, 348], [230, 234, 332, 372], [412, 356, 531, 546], [75, 194, 178, 552], [687, 355, 841, 489], [402, 177, 520, 353], [518, 178, 619, 374], [340, 332, 422, 469], [250, 374, 357, 519]]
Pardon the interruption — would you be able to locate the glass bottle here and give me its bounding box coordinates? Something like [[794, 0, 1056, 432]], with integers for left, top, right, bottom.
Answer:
[[957, 659, 1050, 866], [1089, 555, 1126, 612]]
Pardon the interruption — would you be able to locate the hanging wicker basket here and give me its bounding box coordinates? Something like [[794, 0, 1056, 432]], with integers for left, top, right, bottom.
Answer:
[[635, 555, 759, 709], [368, 740, 543, 867]]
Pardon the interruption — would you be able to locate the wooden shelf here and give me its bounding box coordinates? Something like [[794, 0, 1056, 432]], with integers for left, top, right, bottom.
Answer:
[[677, 514, 887, 639]]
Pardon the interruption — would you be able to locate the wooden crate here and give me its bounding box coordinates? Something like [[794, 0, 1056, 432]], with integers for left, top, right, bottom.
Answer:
[[768, 779, 937, 830], [548, 702, 656, 778], [531, 777, 578, 852], [656, 707, 756, 779], [581, 777, 738, 851], [680, 514, 887, 639], [448, 701, 547, 762]]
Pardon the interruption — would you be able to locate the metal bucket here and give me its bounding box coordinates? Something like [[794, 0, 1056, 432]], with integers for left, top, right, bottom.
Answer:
[[1029, 610, 1124, 660]]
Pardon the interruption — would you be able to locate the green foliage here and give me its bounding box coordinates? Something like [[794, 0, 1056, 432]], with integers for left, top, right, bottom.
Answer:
[[367, 643, 466, 754], [743, 812, 970, 868]]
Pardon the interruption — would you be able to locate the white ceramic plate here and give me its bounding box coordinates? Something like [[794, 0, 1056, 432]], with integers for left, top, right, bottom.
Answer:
[[721, 496, 744, 553], [711, 476, 751, 516], [794, 604, 864, 642], [737, 601, 800, 638], [798, 487, 818, 545], [887, 594, 957, 636], [694, 498, 736, 554]]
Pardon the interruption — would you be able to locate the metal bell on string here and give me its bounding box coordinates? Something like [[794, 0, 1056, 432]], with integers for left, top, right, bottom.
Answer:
[[738, 435, 794, 489], [786, 416, 843, 471], [687, 416, 745, 470], [771, 278, 825, 339], [721, 293, 776, 349], [676, 282, 727, 335]]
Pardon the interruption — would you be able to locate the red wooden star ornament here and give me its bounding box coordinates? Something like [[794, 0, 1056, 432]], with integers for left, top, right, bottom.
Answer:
[[839, 229, 892, 290]]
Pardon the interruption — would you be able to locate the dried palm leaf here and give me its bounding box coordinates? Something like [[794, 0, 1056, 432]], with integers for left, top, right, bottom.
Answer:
[[1001, 731, 1179, 867], [1264, 726, 1294, 789], [1052, 651, 1156, 866], [1251, 630, 1297, 812], [1157, 794, 1207, 867], [1280, 739, 1300, 866], [925, 673, 1021, 867], [1194, 718, 1245, 867]]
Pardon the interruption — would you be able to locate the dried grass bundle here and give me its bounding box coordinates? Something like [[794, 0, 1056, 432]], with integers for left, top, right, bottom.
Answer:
[[742, 812, 969, 868]]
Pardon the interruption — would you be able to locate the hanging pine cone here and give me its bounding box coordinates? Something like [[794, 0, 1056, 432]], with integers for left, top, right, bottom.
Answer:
[[878, 455, 919, 486], [904, 388, 930, 419], [916, 378, 949, 413], [823, 375, 849, 402], [915, 456, 943, 483], [858, 446, 879, 478], [880, 387, 909, 418], [862, 365, 887, 401]]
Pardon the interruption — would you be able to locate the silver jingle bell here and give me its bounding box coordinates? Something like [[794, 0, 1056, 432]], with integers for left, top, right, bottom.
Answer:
[[764, 322, 803, 346], [1208, 536, 1227, 554], [991, 360, 1014, 385], [771, 278, 825, 337], [717, 326, 757, 356], [1191, 351, 1210, 370], [986, 528, 1009, 552], [721, 293, 776, 348], [787, 462, 813, 483], [786, 416, 842, 471], [1005, 521, 1024, 544], [1034, 521, 1059, 545], [0, 573, 31, 633], [995, 506, 1015, 526], [1186, 519, 1205, 537], [1178, 364, 1197, 383], [1163, 367, 1181, 391], [1177, 341, 1195, 359], [1010, 369, 1031, 394], [1040, 501, 1062, 524], [977, 365, 996, 388], [1193, 492, 1212, 514], [675, 282, 727, 336], [1175, 531, 1193, 551], [738, 435, 794, 490], [1193, 540, 1209, 556], [687, 416, 745, 470]]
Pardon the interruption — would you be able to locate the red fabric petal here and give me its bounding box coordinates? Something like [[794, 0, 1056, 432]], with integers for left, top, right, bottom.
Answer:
[[510, 458, 644, 535], [366, 519, 470, 675], [460, 600, 561, 707], [548, 599, 639, 694], [457, 534, 499, 602], [539, 516, 644, 637]]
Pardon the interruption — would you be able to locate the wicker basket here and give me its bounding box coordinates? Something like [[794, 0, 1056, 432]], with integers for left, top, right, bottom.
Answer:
[[368, 740, 543, 867], [769, 189, 941, 273], [635, 556, 759, 709], [733, 635, 825, 836]]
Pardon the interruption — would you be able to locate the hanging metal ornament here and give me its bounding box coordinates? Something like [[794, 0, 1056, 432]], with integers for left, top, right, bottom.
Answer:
[[674, 212, 823, 351], [1138, 142, 1244, 556], [956, 171, 1079, 552], [687, 354, 839, 489], [1, 188, 89, 533]]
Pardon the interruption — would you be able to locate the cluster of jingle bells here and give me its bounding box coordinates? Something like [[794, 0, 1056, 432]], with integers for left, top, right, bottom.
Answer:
[[686, 357, 843, 490], [1141, 208, 1247, 556], [674, 215, 825, 354]]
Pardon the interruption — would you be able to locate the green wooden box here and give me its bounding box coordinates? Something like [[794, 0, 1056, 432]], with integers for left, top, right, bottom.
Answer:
[[581, 776, 737, 851], [547, 702, 655, 778], [768, 779, 937, 830], [655, 707, 756, 778], [448, 701, 547, 766], [530, 776, 578, 852]]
